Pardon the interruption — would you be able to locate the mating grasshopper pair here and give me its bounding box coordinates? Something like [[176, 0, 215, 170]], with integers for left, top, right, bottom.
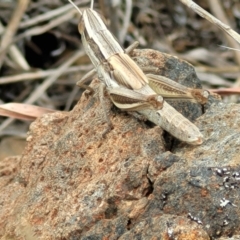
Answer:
[[69, 0, 210, 145]]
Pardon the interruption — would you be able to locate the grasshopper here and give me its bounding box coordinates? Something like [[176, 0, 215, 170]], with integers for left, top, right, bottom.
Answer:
[[69, 0, 209, 145]]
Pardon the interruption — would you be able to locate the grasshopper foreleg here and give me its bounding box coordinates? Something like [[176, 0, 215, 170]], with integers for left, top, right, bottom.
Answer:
[[98, 82, 113, 137], [76, 68, 96, 93]]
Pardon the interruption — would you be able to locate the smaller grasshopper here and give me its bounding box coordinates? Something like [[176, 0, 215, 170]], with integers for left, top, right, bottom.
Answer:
[[69, 0, 209, 145]]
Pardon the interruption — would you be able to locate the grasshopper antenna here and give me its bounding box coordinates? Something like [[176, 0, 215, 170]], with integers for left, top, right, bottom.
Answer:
[[68, 0, 82, 15], [90, 0, 94, 9], [218, 45, 240, 52]]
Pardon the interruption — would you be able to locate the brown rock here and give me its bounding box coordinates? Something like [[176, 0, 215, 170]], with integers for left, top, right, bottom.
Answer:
[[0, 137, 26, 162], [0, 80, 166, 239], [1, 49, 239, 239]]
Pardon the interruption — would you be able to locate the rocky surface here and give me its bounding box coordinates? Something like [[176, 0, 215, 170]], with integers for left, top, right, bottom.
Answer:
[[0, 50, 240, 239]]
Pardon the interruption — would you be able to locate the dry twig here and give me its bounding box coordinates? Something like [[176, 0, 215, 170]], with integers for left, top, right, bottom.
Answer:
[[0, 22, 30, 70], [0, 50, 85, 132], [0, 65, 92, 85], [19, 0, 87, 29], [179, 0, 240, 45], [0, 0, 29, 70]]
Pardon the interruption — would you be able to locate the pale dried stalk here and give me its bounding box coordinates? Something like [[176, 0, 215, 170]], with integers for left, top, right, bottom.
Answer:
[[19, 0, 88, 29], [0, 65, 92, 85], [179, 0, 240, 101], [0, 21, 30, 70], [15, 9, 77, 44], [0, 50, 85, 132], [208, 0, 240, 66], [208, 0, 240, 100], [0, 8, 77, 57], [119, 0, 132, 44], [0, 0, 29, 69], [179, 0, 240, 45]]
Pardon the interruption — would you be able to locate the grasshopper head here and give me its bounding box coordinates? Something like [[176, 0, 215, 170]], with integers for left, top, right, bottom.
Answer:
[[185, 130, 203, 145], [189, 135, 203, 145]]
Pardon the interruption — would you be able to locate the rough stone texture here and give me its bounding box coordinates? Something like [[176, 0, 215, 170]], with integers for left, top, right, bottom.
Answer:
[[0, 49, 239, 239], [219, 236, 240, 240], [0, 155, 21, 189], [0, 137, 26, 162]]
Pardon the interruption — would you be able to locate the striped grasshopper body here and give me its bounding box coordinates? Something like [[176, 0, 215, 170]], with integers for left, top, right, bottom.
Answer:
[[69, 1, 208, 145]]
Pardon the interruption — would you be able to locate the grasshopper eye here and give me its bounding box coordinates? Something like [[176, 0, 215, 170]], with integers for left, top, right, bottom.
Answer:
[[78, 18, 85, 34]]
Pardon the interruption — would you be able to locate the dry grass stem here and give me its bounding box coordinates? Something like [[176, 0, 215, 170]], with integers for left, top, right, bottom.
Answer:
[[0, 21, 30, 70], [24, 50, 85, 104], [0, 50, 85, 132], [179, 0, 240, 45], [119, 0, 132, 44], [14, 9, 77, 47], [208, 0, 240, 69], [19, 0, 87, 29], [0, 0, 29, 69], [0, 65, 92, 85]]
